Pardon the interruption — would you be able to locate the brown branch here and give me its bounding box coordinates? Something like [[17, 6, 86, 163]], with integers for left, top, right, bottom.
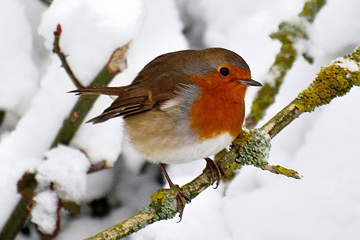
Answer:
[[53, 24, 84, 89], [0, 197, 34, 240], [0, 25, 131, 240], [84, 44, 360, 240]]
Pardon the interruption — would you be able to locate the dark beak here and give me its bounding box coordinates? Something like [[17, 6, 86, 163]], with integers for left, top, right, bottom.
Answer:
[[240, 78, 262, 86]]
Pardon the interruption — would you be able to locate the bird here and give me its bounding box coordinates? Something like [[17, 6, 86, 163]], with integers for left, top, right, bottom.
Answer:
[[71, 47, 262, 218]]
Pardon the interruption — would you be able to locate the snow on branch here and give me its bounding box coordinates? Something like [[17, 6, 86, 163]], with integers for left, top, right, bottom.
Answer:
[[262, 45, 360, 139], [0, 25, 132, 240], [245, 0, 326, 129], [84, 44, 360, 240]]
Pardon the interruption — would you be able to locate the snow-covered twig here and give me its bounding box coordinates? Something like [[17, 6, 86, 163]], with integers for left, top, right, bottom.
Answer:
[[84, 44, 360, 240], [245, 0, 326, 129], [0, 25, 130, 240], [261, 45, 360, 138]]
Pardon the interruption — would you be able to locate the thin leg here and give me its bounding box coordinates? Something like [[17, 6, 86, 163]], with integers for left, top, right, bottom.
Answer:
[[158, 163, 191, 220], [204, 158, 226, 189], [159, 163, 175, 187]]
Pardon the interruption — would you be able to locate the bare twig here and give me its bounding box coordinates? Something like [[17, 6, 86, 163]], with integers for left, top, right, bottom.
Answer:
[[53, 24, 84, 89], [0, 24, 131, 240]]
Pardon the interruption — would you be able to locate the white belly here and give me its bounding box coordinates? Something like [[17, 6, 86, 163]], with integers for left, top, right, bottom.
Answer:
[[145, 133, 233, 164]]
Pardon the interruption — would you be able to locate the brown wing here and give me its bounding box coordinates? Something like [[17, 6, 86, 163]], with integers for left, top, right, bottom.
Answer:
[[71, 71, 194, 124]]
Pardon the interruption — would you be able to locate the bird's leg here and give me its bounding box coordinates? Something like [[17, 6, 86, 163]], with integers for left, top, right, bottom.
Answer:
[[158, 163, 191, 220], [204, 157, 226, 189]]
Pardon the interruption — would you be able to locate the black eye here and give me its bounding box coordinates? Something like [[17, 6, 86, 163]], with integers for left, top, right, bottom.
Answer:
[[219, 67, 230, 76]]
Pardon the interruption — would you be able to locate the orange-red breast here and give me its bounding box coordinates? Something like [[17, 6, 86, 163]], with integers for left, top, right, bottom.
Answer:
[[72, 47, 261, 217]]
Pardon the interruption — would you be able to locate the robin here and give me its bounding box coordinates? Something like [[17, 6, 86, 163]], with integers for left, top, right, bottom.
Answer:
[[72, 47, 262, 218]]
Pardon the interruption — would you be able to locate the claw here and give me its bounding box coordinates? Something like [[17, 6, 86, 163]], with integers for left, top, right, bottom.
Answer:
[[175, 191, 191, 221], [204, 158, 226, 188], [159, 163, 191, 220]]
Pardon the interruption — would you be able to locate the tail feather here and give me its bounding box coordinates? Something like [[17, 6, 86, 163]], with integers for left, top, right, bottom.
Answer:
[[69, 85, 150, 123], [69, 87, 126, 96]]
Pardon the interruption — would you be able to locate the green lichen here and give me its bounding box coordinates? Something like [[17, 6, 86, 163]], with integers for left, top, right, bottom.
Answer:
[[299, 0, 327, 23], [246, 35, 297, 128], [232, 129, 252, 148], [246, 1, 327, 128], [149, 188, 178, 220], [248, 81, 281, 127], [132, 208, 154, 231], [271, 21, 308, 42], [262, 165, 302, 179], [232, 129, 271, 167], [349, 46, 360, 66], [295, 65, 357, 112], [221, 161, 241, 182]]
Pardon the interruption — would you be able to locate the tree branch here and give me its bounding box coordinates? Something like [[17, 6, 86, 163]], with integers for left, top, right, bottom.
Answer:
[[245, 0, 326, 129], [0, 24, 130, 240], [0, 197, 34, 240], [84, 44, 360, 240], [261, 46, 360, 138], [53, 24, 84, 89]]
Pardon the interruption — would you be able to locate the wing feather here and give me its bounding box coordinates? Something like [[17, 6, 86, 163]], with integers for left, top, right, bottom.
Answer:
[[71, 57, 195, 123]]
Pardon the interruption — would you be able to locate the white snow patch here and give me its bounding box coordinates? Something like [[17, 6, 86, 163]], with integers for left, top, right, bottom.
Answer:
[[36, 145, 90, 204], [0, 0, 39, 116], [333, 57, 360, 72], [38, 0, 145, 84], [31, 190, 59, 235]]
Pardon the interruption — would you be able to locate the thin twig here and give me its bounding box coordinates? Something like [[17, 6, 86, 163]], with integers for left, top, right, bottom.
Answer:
[[0, 25, 131, 240], [261, 165, 303, 179], [84, 44, 360, 240], [53, 24, 84, 89]]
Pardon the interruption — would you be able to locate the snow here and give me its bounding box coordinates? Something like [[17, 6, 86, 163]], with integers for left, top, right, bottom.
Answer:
[[333, 55, 360, 72], [35, 145, 90, 204], [0, 0, 39, 118], [38, 0, 145, 84], [0, 0, 360, 239], [237, 128, 271, 166], [31, 190, 59, 235]]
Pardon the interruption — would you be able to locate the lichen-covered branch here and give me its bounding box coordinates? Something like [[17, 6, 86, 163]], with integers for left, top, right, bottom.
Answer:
[[262, 45, 360, 138], [84, 44, 360, 240], [0, 25, 130, 240], [260, 165, 303, 179], [245, 0, 326, 129], [299, 0, 327, 23]]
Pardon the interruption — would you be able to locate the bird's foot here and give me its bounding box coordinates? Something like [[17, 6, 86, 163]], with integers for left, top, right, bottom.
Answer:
[[158, 163, 191, 221], [173, 187, 191, 221], [204, 157, 226, 189]]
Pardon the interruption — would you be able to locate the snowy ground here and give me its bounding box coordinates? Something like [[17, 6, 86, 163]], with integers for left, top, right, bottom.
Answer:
[[1, 0, 360, 239]]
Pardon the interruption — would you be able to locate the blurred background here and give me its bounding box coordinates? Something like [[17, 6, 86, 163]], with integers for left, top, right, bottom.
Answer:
[[1, 0, 360, 239]]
